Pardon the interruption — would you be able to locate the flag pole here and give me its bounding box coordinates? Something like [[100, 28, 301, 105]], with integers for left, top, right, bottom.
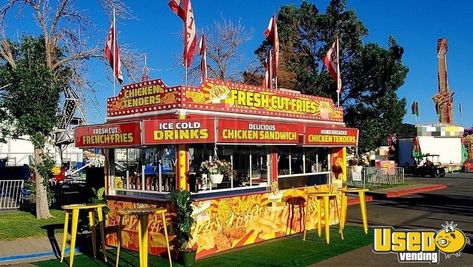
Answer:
[[184, 16, 188, 86], [273, 50, 278, 89], [185, 58, 188, 86], [460, 102, 463, 126], [273, 15, 278, 90], [112, 8, 116, 96], [336, 36, 340, 107], [270, 49, 272, 89], [275, 68, 278, 89], [336, 88, 339, 107]]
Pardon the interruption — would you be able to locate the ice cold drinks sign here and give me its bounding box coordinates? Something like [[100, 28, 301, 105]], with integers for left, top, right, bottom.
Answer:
[[143, 119, 215, 144]]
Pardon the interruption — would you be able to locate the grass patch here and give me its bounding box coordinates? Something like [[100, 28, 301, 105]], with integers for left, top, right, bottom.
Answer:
[[35, 226, 373, 267], [197, 226, 373, 267], [0, 209, 65, 240], [367, 181, 417, 190]]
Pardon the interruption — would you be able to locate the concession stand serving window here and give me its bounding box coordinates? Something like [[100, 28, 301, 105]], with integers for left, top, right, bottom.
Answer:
[[74, 78, 359, 259], [276, 147, 331, 190]]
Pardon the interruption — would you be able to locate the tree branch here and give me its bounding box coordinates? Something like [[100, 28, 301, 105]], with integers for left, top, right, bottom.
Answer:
[[50, 0, 69, 36], [52, 49, 101, 70], [0, 39, 16, 68]]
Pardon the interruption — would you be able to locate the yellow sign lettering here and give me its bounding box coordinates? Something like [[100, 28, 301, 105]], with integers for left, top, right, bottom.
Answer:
[[82, 133, 133, 145], [392, 232, 406, 252], [152, 129, 209, 141], [374, 228, 392, 252]]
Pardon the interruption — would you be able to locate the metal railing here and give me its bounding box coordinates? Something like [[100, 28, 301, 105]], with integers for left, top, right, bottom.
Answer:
[[0, 179, 24, 209], [0, 152, 83, 166], [347, 167, 404, 188]]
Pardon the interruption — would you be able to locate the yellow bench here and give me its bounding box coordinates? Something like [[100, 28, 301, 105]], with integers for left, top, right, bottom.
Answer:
[[116, 207, 172, 267], [60, 203, 108, 267], [303, 192, 343, 244], [340, 188, 369, 234]]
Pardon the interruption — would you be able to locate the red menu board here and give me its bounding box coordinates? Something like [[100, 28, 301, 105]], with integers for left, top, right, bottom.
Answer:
[[217, 119, 302, 144], [74, 122, 141, 148], [305, 127, 358, 146], [143, 119, 215, 144]]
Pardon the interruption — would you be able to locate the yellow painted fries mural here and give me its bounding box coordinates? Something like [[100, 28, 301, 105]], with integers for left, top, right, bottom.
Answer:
[[106, 184, 342, 259]]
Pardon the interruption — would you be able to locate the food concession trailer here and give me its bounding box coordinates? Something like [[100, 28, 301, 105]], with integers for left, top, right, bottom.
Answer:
[[74, 78, 358, 258]]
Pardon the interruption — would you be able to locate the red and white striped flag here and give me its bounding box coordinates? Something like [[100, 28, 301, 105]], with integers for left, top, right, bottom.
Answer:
[[323, 37, 342, 93], [169, 0, 197, 67], [104, 12, 123, 84], [199, 34, 207, 82], [264, 15, 279, 78]]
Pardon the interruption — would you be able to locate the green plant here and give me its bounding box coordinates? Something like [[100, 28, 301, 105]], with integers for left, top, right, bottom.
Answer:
[[348, 156, 369, 167], [200, 160, 231, 175], [91, 187, 109, 215], [91, 187, 106, 202], [170, 189, 195, 252]]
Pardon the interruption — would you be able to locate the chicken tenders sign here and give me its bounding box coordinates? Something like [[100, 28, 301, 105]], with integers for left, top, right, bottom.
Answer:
[[305, 127, 358, 146]]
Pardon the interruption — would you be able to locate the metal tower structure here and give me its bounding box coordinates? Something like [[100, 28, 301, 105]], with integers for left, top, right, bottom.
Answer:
[[432, 38, 454, 124]]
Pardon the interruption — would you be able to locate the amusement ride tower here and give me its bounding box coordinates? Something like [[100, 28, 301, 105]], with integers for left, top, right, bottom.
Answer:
[[432, 38, 454, 124]]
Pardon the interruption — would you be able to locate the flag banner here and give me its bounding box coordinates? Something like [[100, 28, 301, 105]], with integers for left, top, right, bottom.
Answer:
[[199, 34, 207, 81], [169, 0, 197, 67], [323, 38, 341, 93], [264, 16, 279, 77], [168, 0, 186, 19], [105, 20, 123, 83], [459, 102, 463, 114], [411, 101, 419, 116]]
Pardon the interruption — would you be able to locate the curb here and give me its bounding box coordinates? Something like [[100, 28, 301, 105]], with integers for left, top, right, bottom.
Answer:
[[0, 247, 79, 264], [366, 184, 448, 198], [347, 195, 373, 205]]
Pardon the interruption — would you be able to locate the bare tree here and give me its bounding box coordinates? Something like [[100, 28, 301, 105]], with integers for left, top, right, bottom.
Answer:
[[0, 0, 139, 219], [187, 17, 253, 84], [0, 0, 141, 87], [207, 18, 252, 80]]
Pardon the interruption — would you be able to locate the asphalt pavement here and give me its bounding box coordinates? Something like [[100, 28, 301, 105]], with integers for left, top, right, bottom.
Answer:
[[312, 172, 473, 266]]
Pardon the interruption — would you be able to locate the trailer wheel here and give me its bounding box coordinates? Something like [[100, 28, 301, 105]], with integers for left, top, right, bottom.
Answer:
[[439, 168, 446, 177]]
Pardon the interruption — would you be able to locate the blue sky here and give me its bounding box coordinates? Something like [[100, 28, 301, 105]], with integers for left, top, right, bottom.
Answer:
[[3, 0, 473, 127]]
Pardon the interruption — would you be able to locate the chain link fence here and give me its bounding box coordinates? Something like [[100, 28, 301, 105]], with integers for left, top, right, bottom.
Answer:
[[347, 167, 404, 188]]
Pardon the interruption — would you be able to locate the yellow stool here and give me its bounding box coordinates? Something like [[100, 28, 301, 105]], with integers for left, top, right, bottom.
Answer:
[[340, 188, 369, 234], [60, 203, 108, 267], [303, 192, 343, 244], [116, 207, 172, 267]]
